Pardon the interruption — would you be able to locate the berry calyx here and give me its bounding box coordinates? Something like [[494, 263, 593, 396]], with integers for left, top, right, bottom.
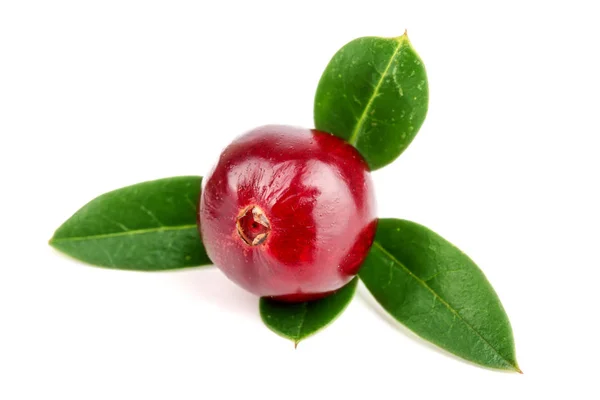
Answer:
[[236, 205, 270, 246]]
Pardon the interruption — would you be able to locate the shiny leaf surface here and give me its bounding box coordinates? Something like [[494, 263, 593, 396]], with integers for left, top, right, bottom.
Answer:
[[359, 219, 520, 371], [314, 33, 428, 170], [49, 176, 210, 271]]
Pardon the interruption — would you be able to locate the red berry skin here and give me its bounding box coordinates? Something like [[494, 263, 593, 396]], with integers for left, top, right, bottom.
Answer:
[[199, 125, 377, 302]]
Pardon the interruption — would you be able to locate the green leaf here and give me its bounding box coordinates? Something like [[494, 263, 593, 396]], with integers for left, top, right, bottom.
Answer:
[[260, 278, 358, 347], [49, 176, 210, 271], [359, 219, 520, 372], [314, 33, 428, 170]]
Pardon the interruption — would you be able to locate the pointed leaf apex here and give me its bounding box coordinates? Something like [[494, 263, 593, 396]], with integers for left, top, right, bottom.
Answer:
[[515, 366, 523, 374], [395, 30, 410, 43]]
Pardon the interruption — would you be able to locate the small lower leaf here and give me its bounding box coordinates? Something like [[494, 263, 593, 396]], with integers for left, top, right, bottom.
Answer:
[[260, 278, 358, 346], [49, 176, 210, 271], [359, 219, 520, 372]]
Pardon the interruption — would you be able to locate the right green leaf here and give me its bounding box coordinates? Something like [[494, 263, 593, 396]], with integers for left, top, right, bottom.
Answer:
[[314, 33, 428, 170], [359, 219, 520, 372]]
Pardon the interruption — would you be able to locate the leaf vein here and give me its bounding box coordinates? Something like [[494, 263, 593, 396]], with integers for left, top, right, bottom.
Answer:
[[139, 205, 165, 227], [346, 40, 404, 146], [99, 215, 130, 232], [185, 197, 198, 213], [95, 242, 115, 267], [51, 224, 198, 243], [294, 303, 309, 346]]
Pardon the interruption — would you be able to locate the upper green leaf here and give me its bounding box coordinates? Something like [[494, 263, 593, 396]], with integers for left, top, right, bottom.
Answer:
[[314, 33, 428, 170], [49, 176, 210, 271], [260, 278, 358, 346], [359, 219, 520, 372]]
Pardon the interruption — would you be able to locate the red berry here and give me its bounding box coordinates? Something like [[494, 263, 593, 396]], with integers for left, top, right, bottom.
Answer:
[[199, 125, 377, 302]]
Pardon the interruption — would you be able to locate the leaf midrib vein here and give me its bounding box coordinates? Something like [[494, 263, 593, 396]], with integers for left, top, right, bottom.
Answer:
[[51, 224, 198, 243], [294, 302, 309, 344], [347, 40, 404, 146], [371, 240, 516, 370]]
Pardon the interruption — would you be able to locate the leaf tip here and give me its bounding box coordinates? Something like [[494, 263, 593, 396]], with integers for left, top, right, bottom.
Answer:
[[515, 366, 523, 374], [294, 340, 300, 349], [394, 29, 410, 43]]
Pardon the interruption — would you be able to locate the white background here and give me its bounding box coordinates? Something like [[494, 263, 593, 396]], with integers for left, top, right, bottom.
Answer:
[[1, 1, 599, 399]]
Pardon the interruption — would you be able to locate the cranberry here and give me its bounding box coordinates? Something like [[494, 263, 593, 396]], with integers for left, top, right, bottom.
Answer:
[[199, 125, 377, 302]]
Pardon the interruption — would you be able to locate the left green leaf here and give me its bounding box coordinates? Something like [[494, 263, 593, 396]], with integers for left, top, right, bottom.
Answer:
[[260, 277, 358, 346], [49, 176, 211, 271]]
